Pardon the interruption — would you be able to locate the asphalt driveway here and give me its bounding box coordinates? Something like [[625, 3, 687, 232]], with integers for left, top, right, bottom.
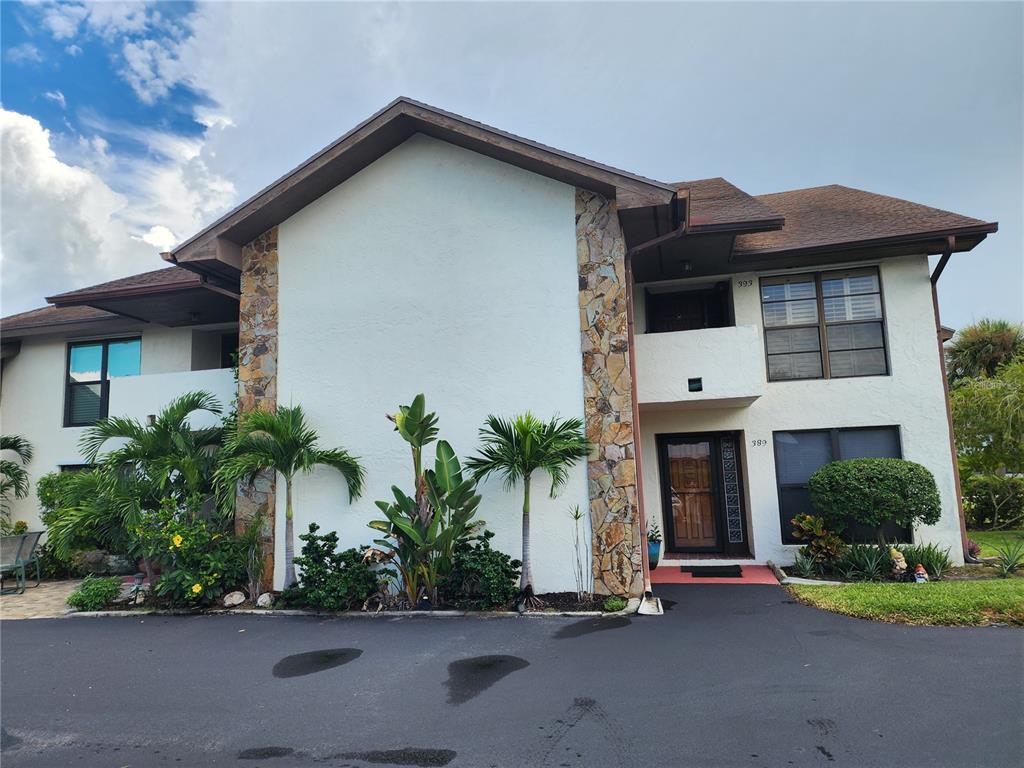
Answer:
[[1, 585, 1020, 768]]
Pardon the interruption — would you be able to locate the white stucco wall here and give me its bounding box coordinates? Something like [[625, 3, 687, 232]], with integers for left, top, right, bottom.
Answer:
[[276, 133, 589, 592], [0, 326, 228, 530], [638, 255, 964, 565]]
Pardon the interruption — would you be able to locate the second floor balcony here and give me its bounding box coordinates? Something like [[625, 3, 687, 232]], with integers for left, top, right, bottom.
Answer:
[[634, 325, 765, 408]]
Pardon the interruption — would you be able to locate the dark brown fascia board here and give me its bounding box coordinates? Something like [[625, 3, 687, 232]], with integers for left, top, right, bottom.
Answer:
[[0, 315, 140, 340], [46, 278, 201, 307], [732, 221, 999, 262], [687, 216, 786, 236], [168, 97, 676, 273]]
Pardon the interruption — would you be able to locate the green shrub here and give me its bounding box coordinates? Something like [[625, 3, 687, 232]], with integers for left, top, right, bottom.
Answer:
[[137, 497, 246, 606], [836, 544, 889, 581], [66, 575, 122, 612], [992, 540, 1024, 578], [438, 530, 521, 610], [791, 514, 847, 566], [808, 458, 942, 537], [602, 596, 627, 613], [790, 551, 819, 579], [962, 474, 1024, 530], [281, 523, 389, 612], [35, 542, 87, 580], [898, 543, 952, 580]]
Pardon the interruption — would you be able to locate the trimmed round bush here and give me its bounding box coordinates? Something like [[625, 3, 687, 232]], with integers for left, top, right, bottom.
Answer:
[[808, 458, 941, 535]]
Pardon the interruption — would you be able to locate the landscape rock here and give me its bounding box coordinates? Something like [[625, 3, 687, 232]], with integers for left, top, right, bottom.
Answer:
[[256, 592, 274, 608], [223, 591, 246, 608]]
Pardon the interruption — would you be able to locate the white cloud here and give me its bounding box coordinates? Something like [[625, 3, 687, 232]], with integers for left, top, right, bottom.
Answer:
[[43, 90, 67, 109], [65, 44, 83, 56], [0, 109, 235, 316], [120, 37, 183, 104], [5, 43, 43, 64], [41, 3, 88, 40], [136, 225, 176, 250]]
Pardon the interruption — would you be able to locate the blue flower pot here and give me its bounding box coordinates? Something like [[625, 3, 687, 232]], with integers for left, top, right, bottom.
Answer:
[[648, 540, 661, 569]]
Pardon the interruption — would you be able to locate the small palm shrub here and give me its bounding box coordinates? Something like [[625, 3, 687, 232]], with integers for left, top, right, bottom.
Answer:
[[281, 523, 390, 612], [66, 575, 122, 612], [809, 458, 941, 538], [602, 596, 627, 613], [790, 551, 819, 579], [438, 531, 521, 610], [899, 543, 952, 580], [836, 544, 888, 581], [992, 540, 1024, 578]]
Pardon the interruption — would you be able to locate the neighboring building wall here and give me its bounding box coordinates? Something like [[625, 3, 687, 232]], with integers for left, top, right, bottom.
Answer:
[[576, 189, 643, 596], [0, 325, 219, 530], [275, 134, 590, 593], [637, 254, 965, 565]]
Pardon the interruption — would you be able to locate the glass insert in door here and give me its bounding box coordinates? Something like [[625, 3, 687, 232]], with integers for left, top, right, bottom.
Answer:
[[667, 440, 718, 549]]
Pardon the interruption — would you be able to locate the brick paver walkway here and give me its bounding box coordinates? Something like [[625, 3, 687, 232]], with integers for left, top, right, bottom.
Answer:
[[0, 580, 81, 620]]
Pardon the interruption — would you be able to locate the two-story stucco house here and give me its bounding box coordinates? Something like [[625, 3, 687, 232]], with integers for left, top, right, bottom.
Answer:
[[0, 98, 997, 595]]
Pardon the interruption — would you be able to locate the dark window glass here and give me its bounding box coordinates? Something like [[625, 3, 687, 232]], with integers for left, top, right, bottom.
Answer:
[[774, 427, 906, 543], [646, 286, 730, 333], [65, 338, 141, 427], [762, 268, 888, 381]]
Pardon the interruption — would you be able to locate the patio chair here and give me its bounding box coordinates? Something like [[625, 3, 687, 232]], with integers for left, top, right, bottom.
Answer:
[[0, 532, 43, 595]]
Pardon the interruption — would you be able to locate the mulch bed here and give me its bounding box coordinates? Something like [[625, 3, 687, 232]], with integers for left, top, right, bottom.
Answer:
[[535, 592, 606, 612]]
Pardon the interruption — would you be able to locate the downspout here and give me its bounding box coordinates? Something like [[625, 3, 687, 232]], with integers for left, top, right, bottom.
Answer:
[[930, 236, 975, 563], [624, 252, 653, 596]]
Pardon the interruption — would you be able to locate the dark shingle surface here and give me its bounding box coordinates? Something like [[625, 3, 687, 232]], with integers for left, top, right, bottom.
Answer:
[[1, 304, 117, 332], [734, 185, 994, 255], [676, 178, 783, 230], [46, 266, 199, 302]]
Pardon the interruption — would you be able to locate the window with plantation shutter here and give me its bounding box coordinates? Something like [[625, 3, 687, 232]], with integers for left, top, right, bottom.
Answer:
[[761, 268, 889, 381], [64, 338, 141, 427]]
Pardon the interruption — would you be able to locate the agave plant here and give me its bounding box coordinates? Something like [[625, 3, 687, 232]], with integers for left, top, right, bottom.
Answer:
[[369, 395, 482, 606]]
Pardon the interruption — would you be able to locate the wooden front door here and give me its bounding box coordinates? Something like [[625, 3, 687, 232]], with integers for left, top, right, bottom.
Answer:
[[665, 439, 718, 550]]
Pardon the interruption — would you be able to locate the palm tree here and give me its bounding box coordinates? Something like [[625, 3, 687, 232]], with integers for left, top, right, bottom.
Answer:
[[216, 405, 365, 589], [467, 413, 590, 608], [48, 392, 226, 573], [1, 435, 34, 526], [947, 318, 1024, 385]]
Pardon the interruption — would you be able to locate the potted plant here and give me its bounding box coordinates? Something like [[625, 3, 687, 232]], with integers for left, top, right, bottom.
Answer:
[[647, 523, 662, 569]]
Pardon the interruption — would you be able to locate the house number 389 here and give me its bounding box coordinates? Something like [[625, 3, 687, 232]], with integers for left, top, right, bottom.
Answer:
[[750, 439, 768, 447]]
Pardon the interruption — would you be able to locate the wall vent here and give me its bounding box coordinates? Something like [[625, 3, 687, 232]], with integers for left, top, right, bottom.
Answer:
[[688, 377, 703, 393]]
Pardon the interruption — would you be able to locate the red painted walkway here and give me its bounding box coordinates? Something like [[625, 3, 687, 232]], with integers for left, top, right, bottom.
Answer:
[[650, 564, 779, 585]]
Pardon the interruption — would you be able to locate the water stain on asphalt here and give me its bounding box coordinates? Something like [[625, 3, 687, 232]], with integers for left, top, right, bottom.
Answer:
[[238, 746, 295, 759], [1, 728, 22, 751], [659, 599, 677, 612], [816, 745, 835, 762], [272, 648, 362, 678], [445, 655, 529, 704], [554, 616, 630, 639], [336, 747, 457, 766]]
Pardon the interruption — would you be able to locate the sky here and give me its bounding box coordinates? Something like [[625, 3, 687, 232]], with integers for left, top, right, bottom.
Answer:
[[1, 1, 1021, 329]]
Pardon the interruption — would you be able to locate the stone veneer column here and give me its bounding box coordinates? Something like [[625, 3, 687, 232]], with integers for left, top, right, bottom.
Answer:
[[576, 189, 644, 597], [236, 226, 278, 586]]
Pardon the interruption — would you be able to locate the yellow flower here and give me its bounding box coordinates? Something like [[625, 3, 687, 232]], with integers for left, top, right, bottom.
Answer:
[[191, 583, 202, 594], [172, 535, 183, 547]]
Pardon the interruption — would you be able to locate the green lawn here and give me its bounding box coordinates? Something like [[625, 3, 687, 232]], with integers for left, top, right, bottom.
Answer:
[[789, 579, 1024, 626], [968, 529, 1024, 557]]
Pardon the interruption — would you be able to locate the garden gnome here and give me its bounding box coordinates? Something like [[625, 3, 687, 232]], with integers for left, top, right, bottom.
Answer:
[[913, 563, 929, 583], [890, 547, 907, 580]]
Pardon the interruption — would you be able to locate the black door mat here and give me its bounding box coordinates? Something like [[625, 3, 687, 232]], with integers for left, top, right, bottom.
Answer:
[[680, 565, 742, 578]]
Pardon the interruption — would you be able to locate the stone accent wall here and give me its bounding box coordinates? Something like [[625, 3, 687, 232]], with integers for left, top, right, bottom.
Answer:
[[236, 227, 278, 585], [576, 189, 643, 597]]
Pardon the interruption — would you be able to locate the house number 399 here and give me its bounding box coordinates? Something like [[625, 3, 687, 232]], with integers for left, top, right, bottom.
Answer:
[[736, 279, 754, 287], [750, 439, 768, 447]]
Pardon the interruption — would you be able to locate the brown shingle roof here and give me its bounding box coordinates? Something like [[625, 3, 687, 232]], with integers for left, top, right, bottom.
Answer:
[[0, 304, 118, 333], [676, 178, 784, 232], [734, 185, 996, 256], [46, 266, 200, 304]]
